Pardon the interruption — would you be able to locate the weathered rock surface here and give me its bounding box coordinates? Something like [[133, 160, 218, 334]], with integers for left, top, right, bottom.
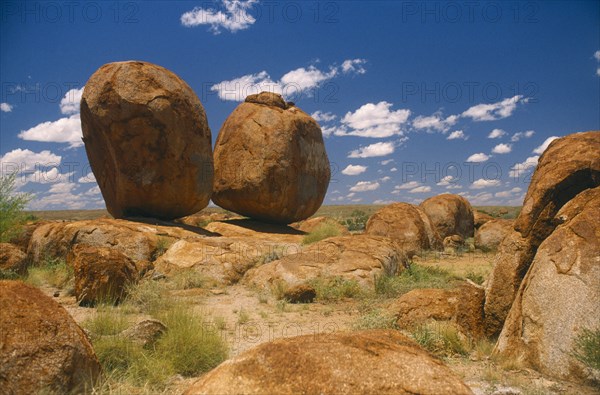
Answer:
[[212, 92, 330, 224], [0, 281, 102, 394], [0, 242, 28, 274], [495, 187, 600, 381], [121, 319, 167, 348], [473, 210, 494, 229], [244, 235, 407, 290], [80, 60, 213, 219], [475, 219, 513, 251], [484, 131, 600, 336], [291, 216, 350, 235], [365, 202, 442, 257], [68, 245, 140, 305], [175, 211, 242, 227], [204, 219, 305, 244], [184, 330, 473, 395], [420, 194, 475, 239], [443, 234, 465, 251]]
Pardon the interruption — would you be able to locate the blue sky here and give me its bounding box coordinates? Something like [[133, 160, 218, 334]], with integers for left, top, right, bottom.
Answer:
[[1, 0, 599, 211]]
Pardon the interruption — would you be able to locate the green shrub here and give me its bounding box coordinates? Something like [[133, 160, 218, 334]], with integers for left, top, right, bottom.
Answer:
[[26, 256, 73, 289], [572, 328, 600, 371], [169, 270, 207, 290], [352, 308, 397, 330], [0, 269, 21, 280], [410, 321, 471, 358], [93, 336, 144, 373], [0, 172, 32, 243], [342, 210, 370, 232], [84, 308, 129, 337], [308, 276, 364, 302], [374, 264, 456, 298], [465, 271, 485, 285], [302, 222, 342, 245]]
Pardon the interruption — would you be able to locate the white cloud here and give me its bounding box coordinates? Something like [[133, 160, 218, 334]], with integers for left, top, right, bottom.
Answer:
[[349, 181, 380, 192], [466, 153, 490, 162], [436, 175, 456, 186], [60, 87, 83, 115], [446, 184, 462, 190], [211, 59, 365, 101], [335, 102, 410, 138], [509, 156, 539, 178], [24, 169, 73, 185], [380, 176, 391, 182], [595, 50, 600, 61], [447, 130, 467, 140], [48, 182, 76, 194], [495, 187, 522, 198], [488, 128, 506, 139], [180, 0, 258, 34], [532, 136, 560, 155], [390, 167, 398, 172], [341, 164, 367, 176], [1, 103, 13, 112], [470, 179, 501, 189], [409, 186, 431, 193], [84, 186, 101, 196], [380, 159, 394, 165], [0, 149, 62, 174], [18, 114, 83, 148], [78, 172, 97, 183], [394, 181, 421, 190], [596, 68, 600, 77], [492, 143, 512, 154], [341, 59, 367, 74], [373, 199, 395, 205], [462, 95, 526, 121], [311, 111, 336, 123], [348, 141, 396, 158], [412, 112, 458, 132], [511, 130, 535, 142]]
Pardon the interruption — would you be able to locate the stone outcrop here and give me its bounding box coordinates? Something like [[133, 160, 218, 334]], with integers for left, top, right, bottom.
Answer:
[[420, 194, 474, 239], [475, 219, 513, 251]]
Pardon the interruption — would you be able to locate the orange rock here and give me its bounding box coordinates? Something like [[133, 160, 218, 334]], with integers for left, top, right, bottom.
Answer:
[[420, 194, 474, 239], [475, 219, 513, 251]]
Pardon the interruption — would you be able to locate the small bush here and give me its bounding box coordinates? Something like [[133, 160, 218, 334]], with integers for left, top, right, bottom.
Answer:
[[123, 279, 169, 315], [93, 336, 144, 373], [572, 328, 600, 371], [342, 210, 370, 232], [353, 308, 397, 330], [302, 222, 342, 245], [465, 271, 485, 285], [26, 256, 73, 290], [84, 308, 129, 337], [410, 321, 471, 358], [0, 269, 21, 280], [151, 237, 171, 260], [169, 270, 206, 290], [308, 276, 364, 302], [0, 172, 32, 243], [374, 264, 456, 298]]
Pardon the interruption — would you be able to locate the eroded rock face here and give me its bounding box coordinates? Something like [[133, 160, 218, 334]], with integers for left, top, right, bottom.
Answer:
[[475, 219, 513, 251], [484, 131, 600, 336], [365, 203, 442, 257], [80, 61, 213, 219], [495, 187, 600, 381], [212, 92, 330, 224], [244, 235, 407, 290], [473, 210, 494, 229], [0, 243, 28, 274], [184, 330, 473, 395], [420, 194, 474, 239], [68, 245, 140, 305], [0, 281, 102, 394], [291, 216, 350, 235]]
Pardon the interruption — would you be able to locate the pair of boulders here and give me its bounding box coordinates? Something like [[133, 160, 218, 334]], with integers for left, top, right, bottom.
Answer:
[[364, 194, 474, 257], [81, 61, 329, 224], [483, 131, 600, 382]]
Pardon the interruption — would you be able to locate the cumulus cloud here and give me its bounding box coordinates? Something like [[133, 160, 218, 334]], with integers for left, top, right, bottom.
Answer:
[[412, 112, 458, 132], [1, 102, 13, 112], [380, 176, 391, 182], [60, 87, 84, 115], [349, 180, 380, 192], [509, 156, 539, 178], [595, 50, 600, 76], [447, 130, 467, 140], [409, 185, 431, 193], [373, 199, 395, 205], [510, 130, 535, 142], [48, 181, 76, 194], [181, 0, 258, 34], [437, 175, 457, 186], [341, 59, 367, 74], [311, 111, 337, 123], [492, 143, 512, 154], [462, 95, 527, 121], [470, 179, 501, 189], [211, 59, 365, 101], [393, 181, 421, 191], [532, 136, 560, 155], [334, 102, 411, 138], [488, 128, 506, 139], [348, 141, 396, 158], [18, 114, 83, 148], [466, 153, 490, 162], [380, 159, 394, 165], [78, 172, 97, 183], [0, 149, 62, 173], [342, 164, 367, 176], [495, 187, 522, 198]]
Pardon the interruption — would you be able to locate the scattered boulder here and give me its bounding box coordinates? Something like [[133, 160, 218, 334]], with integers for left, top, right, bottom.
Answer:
[[0, 243, 28, 274], [365, 202, 442, 257], [420, 194, 475, 239], [184, 330, 473, 395], [121, 319, 167, 348], [212, 92, 330, 224], [291, 216, 350, 235], [245, 235, 407, 290], [80, 60, 213, 219], [495, 187, 600, 381], [68, 245, 140, 305], [473, 210, 494, 229], [0, 281, 102, 393], [475, 219, 513, 251], [443, 234, 465, 251], [484, 131, 600, 336]]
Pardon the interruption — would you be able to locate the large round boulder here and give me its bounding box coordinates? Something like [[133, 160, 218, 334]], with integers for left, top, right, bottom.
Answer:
[[475, 219, 513, 251], [212, 92, 330, 224], [184, 330, 473, 394], [80, 61, 213, 219], [365, 202, 442, 257], [0, 281, 102, 393], [420, 194, 474, 239]]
